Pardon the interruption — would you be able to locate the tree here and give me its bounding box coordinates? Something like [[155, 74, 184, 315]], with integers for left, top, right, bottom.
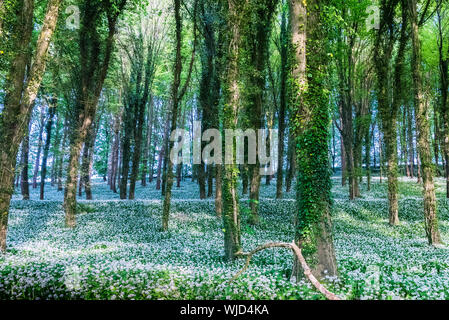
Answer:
[[240, 0, 277, 224], [289, 0, 337, 278], [374, 0, 401, 225], [408, 0, 442, 245], [437, 1, 449, 197], [0, 0, 62, 252], [161, 0, 197, 231], [64, 0, 128, 228], [276, 2, 289, 199], [221, 0, 244, 261], [40, 95, 57, 199]]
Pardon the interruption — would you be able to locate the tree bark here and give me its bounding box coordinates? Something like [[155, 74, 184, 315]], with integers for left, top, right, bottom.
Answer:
[[64, 1, 126, 227], [20, 124, 31, 200], [221, 0, 243, 261], [290, 0, 337, 279], [0, 0, 61, 252], [32, 106, 46, 189], [409, 0, 441, 245], [162, 0, 197, 230], [374, 0, 403, 225], [39, 98, 57, 199]]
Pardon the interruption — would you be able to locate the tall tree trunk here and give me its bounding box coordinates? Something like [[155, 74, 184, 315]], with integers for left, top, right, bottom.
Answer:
[[32, 107, 46, 189], [162, 0, 197, 230], [0, 0, 61, 252], [365, 124, 372, 191], [129, 99, 146, 199], [374, 0, 403, 225], [119, 103, 134, 199], [221, 0, 243, 261], [241, 0, 276, 224], [407, 106, 415, 179], [409, 0, 441, 245], [290, 0, 337, 279], [110, 113, 121, 193], [64, 1, 126, 227], [21, 124, 31, 200], [156, 113, 170, 190], [340, 134, 346, 186], [437, 5, 449, 197], [141, 97, 154, 186]]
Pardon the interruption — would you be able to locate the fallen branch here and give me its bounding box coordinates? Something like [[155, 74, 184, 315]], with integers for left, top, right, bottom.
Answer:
[[231, 241, 341, 301]]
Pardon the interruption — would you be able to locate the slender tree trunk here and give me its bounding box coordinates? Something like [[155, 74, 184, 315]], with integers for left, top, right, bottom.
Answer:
[[276, 14, 287, 199], [156, 114, 170, 190], [32, 108, 45, 189], [142, 97, 154, 186], [21, 124, 31, 200], [110, 114, 121, 193], [365, 127, 371, 191], [285, 129, 295, 193], [215, 163, 223, 216], [120, 105, 133, 199], [162, 0, 197, 230], [340, 134, 346, 186], [57, 120, 68, 192], [81, 120, 98, 200], [408, 108, 415, 179], [437, 5, 449, 197], [39, 99, 57, 199], [50, 115, 62, 186]]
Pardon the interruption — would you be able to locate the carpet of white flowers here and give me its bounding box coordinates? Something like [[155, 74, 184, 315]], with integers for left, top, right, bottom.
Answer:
[[1, 176, 449, 300]]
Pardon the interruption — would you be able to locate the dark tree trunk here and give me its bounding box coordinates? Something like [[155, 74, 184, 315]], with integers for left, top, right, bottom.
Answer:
[[198, 163, 206, 199], [32, 108, 45, 189], [285, 130, 295, 193], [21, 124, 31, 200], [64, 1, 126, 227], [39, 98, 57, 200]]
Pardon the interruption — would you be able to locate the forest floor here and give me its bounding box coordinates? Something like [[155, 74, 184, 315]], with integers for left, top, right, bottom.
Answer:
[[1, 176, 449, 300]]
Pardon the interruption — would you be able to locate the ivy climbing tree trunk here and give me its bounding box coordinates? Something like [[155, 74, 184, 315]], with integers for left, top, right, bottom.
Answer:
[[374, 0, 400, 226], [289, 0, 338, 279], [221, 0, 243, 261]]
